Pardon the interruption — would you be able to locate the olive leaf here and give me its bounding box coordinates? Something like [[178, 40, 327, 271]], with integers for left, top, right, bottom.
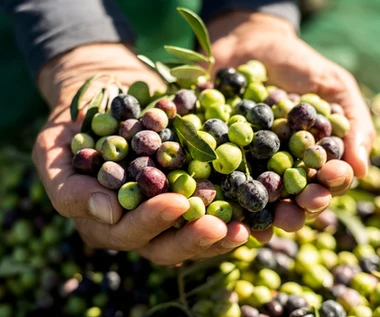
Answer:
[[177, 7, 212, 57], [128, 81, 151, 106], [70, 73, 108, 122], [137, 54, 156, 69], [164, 45, 209, 63], [334, 208, 368, 245], [137, 55, 177, 84], [156, 62, 177, 84], [170, 65, 207, 80], [173, 115, 216, 162], [80, 89, 104, 133]]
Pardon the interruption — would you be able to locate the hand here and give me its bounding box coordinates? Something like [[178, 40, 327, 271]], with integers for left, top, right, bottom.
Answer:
[[207, 12, 375, 241], [32, 43, 251, 266]]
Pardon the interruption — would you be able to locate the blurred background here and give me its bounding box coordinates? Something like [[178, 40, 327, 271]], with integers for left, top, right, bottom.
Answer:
[[0, 0, 380, 316]]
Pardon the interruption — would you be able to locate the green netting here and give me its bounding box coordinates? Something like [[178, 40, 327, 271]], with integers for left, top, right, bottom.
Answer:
[[301, 0, 380, 92]]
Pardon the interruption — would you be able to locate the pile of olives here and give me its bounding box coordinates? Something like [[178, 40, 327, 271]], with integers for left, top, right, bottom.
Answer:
[[71, 60, 350, 231]]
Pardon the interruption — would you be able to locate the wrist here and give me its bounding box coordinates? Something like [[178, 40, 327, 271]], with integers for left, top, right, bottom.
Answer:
[[37, 43, 143, 108]]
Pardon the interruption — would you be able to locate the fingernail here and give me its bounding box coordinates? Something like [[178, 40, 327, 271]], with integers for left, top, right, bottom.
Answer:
[[89, 193, 113, 224], [222, 240, 246, 249]]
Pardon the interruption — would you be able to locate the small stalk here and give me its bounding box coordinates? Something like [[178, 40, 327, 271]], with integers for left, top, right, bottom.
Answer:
[[183, 267, 237, 299], [178, 266, 191, 313], [206, 56, 215, 78], [146, 301, 190, 316], [182, 253, 231, 277], [240, 146, 251, 179]]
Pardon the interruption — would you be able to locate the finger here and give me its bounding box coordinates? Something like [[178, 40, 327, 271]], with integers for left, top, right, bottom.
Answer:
[[251, 226, 274, 244], [109, 193, 190, 250], [32, 112, 124, 224], [191, 221, 251, 260], [317, 160, 354, 196], [137, 215, 228, 266], [295, 183, 332, 217], [74, 193, 190, 251], [274, 199, 306, 232], [318, 69, 375, 178]]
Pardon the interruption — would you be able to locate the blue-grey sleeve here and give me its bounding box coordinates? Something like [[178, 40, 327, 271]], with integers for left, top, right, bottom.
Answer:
[[201, 0, 300, 31], [0, 0, 135, 79]]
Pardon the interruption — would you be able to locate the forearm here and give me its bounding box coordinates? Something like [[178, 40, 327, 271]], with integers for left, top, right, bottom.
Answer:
[[37, 43, 139, 108], [2, 0, 134, 80]]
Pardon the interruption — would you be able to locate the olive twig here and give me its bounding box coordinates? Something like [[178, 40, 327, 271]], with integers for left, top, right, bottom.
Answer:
[[182, 267, 237, 299], [182, 253, 231, 277], [177, 266, 192, 315], [146, 301, 191, 317]]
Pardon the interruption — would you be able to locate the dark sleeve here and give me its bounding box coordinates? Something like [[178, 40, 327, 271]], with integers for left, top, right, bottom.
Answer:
[[0, 0, 135, 79], [201, 0, 300, 31]]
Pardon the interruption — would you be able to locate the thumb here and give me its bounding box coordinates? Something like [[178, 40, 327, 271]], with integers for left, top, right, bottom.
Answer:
[[58, 175, 124, 224], [343, 131, 371, 179], [337, 80, 374, 178], [32, 110, 123, 224]]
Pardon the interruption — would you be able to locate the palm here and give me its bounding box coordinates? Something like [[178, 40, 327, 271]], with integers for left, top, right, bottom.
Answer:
[[211, 32, 374, 178]]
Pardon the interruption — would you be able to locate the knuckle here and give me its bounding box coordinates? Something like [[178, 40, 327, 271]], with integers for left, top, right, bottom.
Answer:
[[54, 183, 76, 218], [75, 220, 98, 249], [109, 232, 132, 251], [177, 237, 206, 256]]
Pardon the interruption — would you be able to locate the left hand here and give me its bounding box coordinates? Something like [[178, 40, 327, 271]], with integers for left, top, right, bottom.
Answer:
[[205, 11, 375, 243]]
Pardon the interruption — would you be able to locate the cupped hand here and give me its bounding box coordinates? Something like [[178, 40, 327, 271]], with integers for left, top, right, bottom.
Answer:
[[32, 43, 251, 266], [207, 12, 375, 242]]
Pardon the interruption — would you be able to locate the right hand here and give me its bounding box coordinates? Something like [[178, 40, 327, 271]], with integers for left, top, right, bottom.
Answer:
[[32, 43, 251, 266]]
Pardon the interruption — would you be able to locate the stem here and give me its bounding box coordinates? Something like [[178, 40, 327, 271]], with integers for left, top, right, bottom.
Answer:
[[183, 267, 237, 299], [178, 266, 190, 312], [240, 146, 251, 179], [182, 253, 231, 277], [146, 301, 191, 316], [207, 56, 215, 78]]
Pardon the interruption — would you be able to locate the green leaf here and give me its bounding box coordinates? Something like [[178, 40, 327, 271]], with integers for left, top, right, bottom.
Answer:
[[0, 257, 32, 277], [137, 55, 178, 84], [70, 73, 108, 122], [334, 208, 368, 245], [156, 62, 177, 84], [177, 7, 212, 57], [173, 115, 216, 162], [137, 54, 156, 69], [128, 81, 151, 106], [170, 65, 207, 80], [164, 46, 209, 63], [80, 89, 103, 133]]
